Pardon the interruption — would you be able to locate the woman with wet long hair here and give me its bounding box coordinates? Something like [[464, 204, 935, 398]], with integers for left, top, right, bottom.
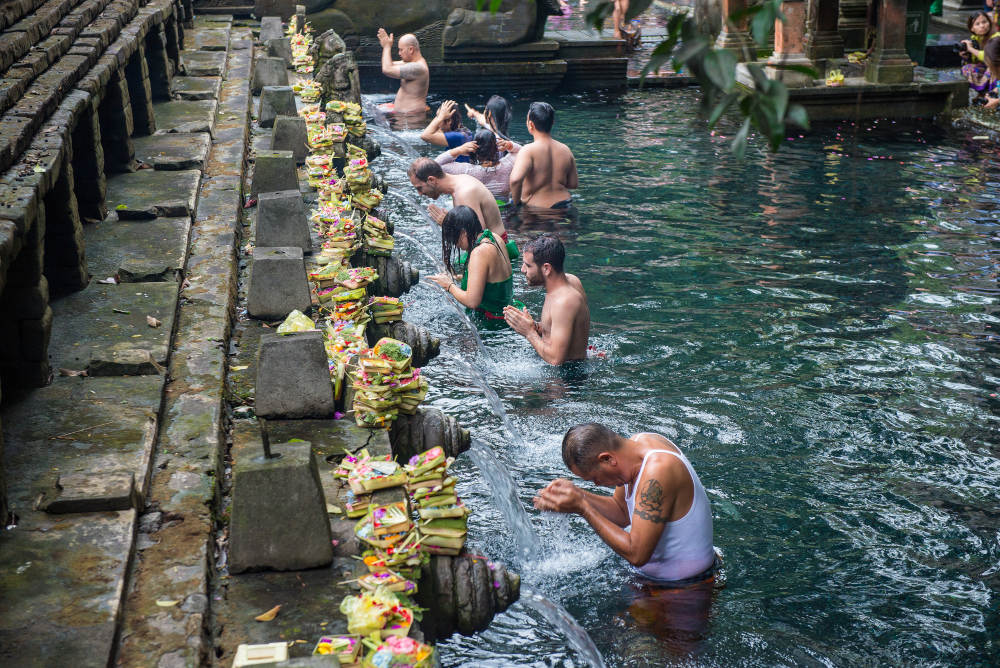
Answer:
[[427, 205, 517, 323], [434, 128, 521, 199], [466, 95, 513, 138]]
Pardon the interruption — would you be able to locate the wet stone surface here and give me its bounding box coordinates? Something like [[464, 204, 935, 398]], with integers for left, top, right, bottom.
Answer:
[[105, 168, 201, 219], [47, 281, 179, 371], [134, 133, 211, 170], [1, 375, 163, 507], [181, 49, 227, 76], [83, 217, 189, 283], [0, 509, 138, 668], [171, 75, 221, 100], [188, 28, 230, 52], [151, 99, 218, 135]]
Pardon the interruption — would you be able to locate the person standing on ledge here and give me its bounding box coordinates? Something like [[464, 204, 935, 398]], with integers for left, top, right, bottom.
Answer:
[[509, 102, 578, 210], [376, 28, 429, 114], [535, 423, 718, 584], [503, 234, 588, 365]]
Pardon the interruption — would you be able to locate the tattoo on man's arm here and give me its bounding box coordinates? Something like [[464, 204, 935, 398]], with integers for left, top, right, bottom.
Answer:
[[635, 479, 668, 523]]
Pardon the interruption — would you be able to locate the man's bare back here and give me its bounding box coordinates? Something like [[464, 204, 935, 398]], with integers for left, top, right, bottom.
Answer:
[[514, 137, 578, 208], [450, 174, 503, 237], [392, 59, 428, 113], [538, 273, 589, 361]]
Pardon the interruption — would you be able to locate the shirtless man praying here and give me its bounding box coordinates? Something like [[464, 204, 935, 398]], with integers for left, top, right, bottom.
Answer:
[[503, 234, 588, 365], [407, 158, 506, 240], [376, 29, 429, 114], [509, 102, 578, 210]]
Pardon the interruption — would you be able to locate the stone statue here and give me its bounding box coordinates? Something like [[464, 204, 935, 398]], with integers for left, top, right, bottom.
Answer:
[[305, 1, 563, 50], [311, 29, 362, 105], [442, 0, 562, 49]]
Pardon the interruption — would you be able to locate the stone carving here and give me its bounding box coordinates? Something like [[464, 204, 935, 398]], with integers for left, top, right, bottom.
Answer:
[[442, 0, 562, 49], [367, 320, 440, 368], [389, 406, 470, 461], [304, 1, 561, 49], [310, 29, 362, 106], [416, 554, 520, 640], [353, 251, 419, 297]]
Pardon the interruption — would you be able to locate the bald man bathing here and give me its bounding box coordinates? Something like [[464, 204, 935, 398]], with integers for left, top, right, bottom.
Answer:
[[376, 28, 429, 114]]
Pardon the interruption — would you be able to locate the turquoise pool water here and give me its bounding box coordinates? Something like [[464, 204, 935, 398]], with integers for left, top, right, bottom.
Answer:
[[372, 89, 998, 666]]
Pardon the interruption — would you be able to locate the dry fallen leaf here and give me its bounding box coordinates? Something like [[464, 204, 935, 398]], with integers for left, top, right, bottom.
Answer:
[[255, 604, 281, 622], [156, 600, 180, 607], [147, 315, 162, 328]]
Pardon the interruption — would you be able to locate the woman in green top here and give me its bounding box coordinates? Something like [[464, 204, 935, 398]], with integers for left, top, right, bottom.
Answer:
[[428, 205, 516, 323]]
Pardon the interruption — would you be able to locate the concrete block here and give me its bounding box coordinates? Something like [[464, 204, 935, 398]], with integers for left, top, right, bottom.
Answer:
[[255, 331, 335, 419], [258, 85, 295, 128], [257, 190, 311, 251], [265, 37, 292, 66], [40, 472, 140, 513], [229, 441, 334, 573], [247, 246, 310, 320], [251, 56, 288, 93], [251, 149, 297, 195], [259, 16, 284, 43], [271, 115, 308, 163]]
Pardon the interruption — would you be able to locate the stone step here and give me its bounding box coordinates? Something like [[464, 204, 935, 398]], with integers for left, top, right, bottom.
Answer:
[[104, 167, 201, 219], [186, 27, 229, 51], [0, 373, 163, 668], [151, 98, 218, 134], [170, 74, 220, 100], [134, 132, 211, 170], [180, 48, 226, 76], [47, 280, 179, 373], [83, 216, 189, 282]]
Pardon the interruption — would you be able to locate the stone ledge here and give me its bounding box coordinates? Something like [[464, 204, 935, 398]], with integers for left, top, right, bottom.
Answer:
[[116, 22, 250, 667]]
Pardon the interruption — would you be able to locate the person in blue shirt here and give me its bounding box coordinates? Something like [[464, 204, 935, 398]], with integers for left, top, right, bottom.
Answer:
[[420, 100, 473, 162]]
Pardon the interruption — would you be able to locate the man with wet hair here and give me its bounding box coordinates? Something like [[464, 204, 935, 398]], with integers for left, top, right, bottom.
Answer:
[[509, 101, 578, 209], [376, 29, 429, 114], [407, 157, 505, 239], [534, 423, 717, 583], [503, 233, 589, 364]]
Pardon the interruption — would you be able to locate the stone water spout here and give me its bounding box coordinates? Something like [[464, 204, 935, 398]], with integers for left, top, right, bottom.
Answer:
[[389, 406, 470, 460], [353, 250, 419, 297], [417, 554, 521, 641], [366, 320, 440, 368], [346, 133, 381, 162]]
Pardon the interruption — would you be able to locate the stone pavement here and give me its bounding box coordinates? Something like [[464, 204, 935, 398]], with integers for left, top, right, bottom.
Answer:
[[0, 12, 252, 667]]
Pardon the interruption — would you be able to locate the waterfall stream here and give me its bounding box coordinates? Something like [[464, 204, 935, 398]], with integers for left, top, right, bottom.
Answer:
[[468, 439, 540, 561], [366, 97, 604, 667], [520, 589, 608, 668]]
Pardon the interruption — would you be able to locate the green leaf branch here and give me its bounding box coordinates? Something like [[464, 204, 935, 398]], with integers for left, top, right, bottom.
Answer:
[[586, 0, 813, 158]]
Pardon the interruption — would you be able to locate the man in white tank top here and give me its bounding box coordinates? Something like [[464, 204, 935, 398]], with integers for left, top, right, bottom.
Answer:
[[534, 423, 716, 582]]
